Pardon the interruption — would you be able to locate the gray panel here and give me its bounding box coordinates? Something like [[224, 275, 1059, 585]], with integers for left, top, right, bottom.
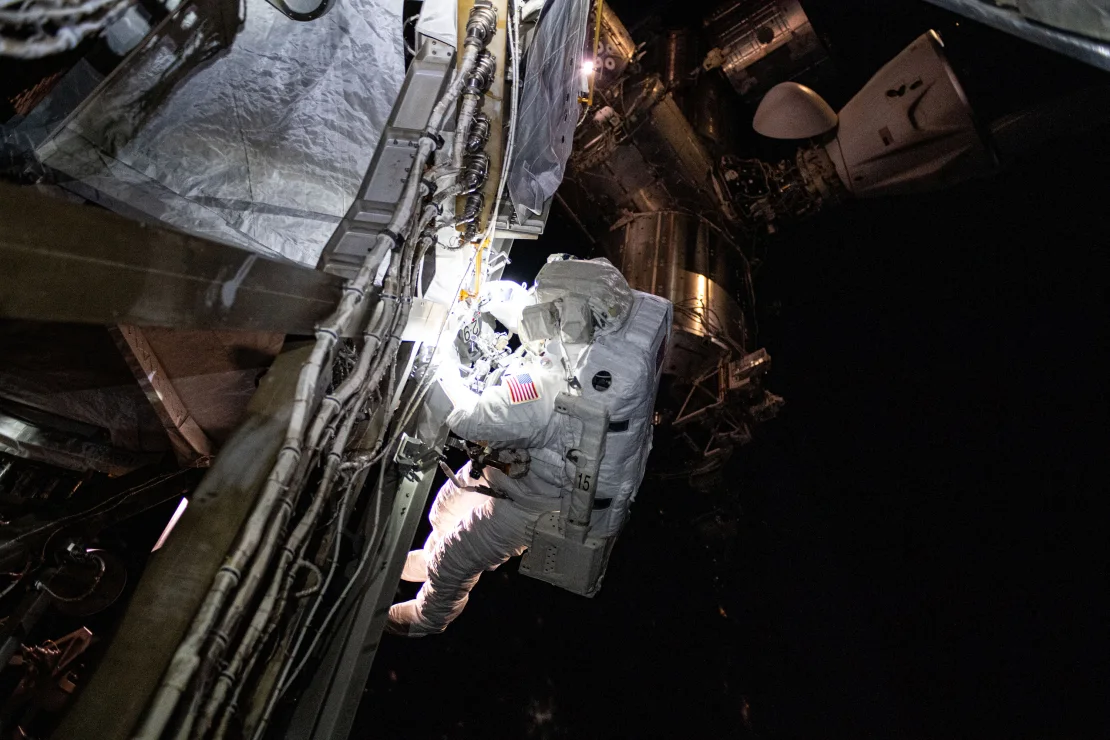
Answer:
[[317, 39, 455, 278]]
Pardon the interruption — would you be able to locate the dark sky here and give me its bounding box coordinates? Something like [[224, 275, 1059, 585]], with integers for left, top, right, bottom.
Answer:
[[357, 3, 1108, 738]]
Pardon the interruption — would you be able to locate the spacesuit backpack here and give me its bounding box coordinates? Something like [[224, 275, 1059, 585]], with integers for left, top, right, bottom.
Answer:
[[517, 258, 672, 596]]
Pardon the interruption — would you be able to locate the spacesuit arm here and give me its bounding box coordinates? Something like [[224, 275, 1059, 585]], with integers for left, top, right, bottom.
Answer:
[[443, 373, 550, 449]]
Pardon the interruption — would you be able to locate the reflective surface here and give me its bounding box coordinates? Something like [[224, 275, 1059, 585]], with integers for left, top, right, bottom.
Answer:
[[38, 0, 405, 266], [609, 210, 745, 347]]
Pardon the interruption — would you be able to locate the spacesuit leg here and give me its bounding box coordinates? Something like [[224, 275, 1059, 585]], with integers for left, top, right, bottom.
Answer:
[[401, 462, 490, 583], [387, 496, 534, 636]]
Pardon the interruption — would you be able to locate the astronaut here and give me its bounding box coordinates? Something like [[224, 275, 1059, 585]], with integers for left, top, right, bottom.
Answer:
[[386, 257, 671, 636]]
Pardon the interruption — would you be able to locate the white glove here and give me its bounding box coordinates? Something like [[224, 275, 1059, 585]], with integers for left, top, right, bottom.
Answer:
[[480, 280, 532, 335]]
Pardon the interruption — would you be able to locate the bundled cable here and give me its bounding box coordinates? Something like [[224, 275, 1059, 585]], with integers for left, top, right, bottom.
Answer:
[[0, 0, 133, 58]]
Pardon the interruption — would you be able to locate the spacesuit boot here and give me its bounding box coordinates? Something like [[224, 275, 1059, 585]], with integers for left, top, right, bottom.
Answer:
[[400, 550, 428, 583], [384, 600, 432, 637]]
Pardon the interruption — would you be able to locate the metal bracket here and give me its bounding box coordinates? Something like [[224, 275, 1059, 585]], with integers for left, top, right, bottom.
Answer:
[[394, 433, 439, 481], [437, 460, 503, 498]]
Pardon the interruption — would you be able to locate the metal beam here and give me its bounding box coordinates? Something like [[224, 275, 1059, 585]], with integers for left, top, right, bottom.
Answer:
[[285, 377, 454, 740], [109, 325, 216, 466], [0, 184, 349, 336], [54, 343, 313, 740], [921, 0, 1110, 72]]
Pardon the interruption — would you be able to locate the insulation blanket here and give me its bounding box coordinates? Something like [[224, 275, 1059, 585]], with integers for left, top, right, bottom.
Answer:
[[37, 0, 405, 266], [507, 0, 591, 217]]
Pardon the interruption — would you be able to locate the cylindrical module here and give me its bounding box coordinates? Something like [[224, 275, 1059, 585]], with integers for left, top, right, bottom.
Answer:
[[605, 210, 748, 377], [704, 0, 828, 100], [661, 29, 692, 89]]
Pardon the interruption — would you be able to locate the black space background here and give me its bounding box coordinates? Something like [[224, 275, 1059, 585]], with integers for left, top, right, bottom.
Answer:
[[356, 2, 1108, 737]]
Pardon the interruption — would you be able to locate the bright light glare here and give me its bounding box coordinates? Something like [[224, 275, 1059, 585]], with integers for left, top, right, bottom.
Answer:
[[581, 59, 595, 75], [152, 497, 189, 552]]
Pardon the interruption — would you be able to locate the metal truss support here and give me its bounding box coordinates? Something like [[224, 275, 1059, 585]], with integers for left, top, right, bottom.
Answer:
[[108, 325, 215, 466], [0, 184, 349, 337], [54, 344, 312, 740]]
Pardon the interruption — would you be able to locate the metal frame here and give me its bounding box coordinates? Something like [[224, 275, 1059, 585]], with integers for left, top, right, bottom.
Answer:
[[0, 409, 161, 477], [54, 345, 313, 740], [284, 36, 463, 739], [671, 358, 766, 459], [286, 24, 534, 735]]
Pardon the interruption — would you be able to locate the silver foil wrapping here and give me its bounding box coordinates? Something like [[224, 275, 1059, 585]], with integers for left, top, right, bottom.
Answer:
[[507, 0, 590, 218], [38, 0, 405, 266]]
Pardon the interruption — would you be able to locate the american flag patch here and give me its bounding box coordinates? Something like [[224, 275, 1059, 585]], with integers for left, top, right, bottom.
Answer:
[[505, 373, 540, 404]]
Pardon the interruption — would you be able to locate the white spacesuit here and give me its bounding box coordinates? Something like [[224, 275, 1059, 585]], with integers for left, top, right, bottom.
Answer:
[[387, 258, 671, 636]]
